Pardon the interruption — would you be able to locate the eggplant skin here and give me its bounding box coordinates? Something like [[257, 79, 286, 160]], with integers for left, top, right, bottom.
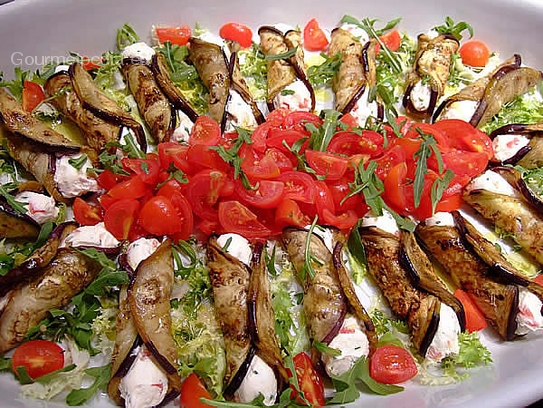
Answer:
[[463, 188, 543, 265], [416, 223, 519, 340], [0, 197, 40, 239], [0, 248, 102, 355], [206, 235, 252, 389]]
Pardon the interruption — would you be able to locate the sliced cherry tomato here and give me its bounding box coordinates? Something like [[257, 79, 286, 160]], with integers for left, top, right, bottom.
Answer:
[[383, 162, 408, 213], [250, 122, 272, 153], [21, 80, 46, 112], [374, 145, 406, 180], [186, 169, 233, 222], [370, 345, 418, 384], [328, 130, 385, 158], [459, 39, 490, 67], [121, 155, 160, 185], [179, 372, 212, 408], [12, 340, 64, 379], [73, 197, 103, 226], [276, 171, 316, 204], [239, 144, 281, 179], [291, 352, 326, 407], [82, 56, 101, 70], [234, 178, 284, 209], [305, 150, 349, 181], [219, 22, 253, 48], [106, 175, 149, 202], [186, 144, 229, 173], [265, 147, 296, 173], [376, 29, 401, 53], [322, 208, 359, 230], [405, 123, 449, 148], [454, 289, 488, 332], [328, 178, 367, 214], [314, 180, 336, 220], [158, 141, 190, 173], [534, 274, 543, 287], [189, 116, 222, 146], [138, 195, 183, 236], [104, 198, 140, 240], [266, 128, 309, 153], [218, 201, 271, 239], [97, 169, 120, 190], [169, 193, 194, 241], [155, 25, 192, 45], [303, 18, 329, 52], [432, 119, 494, 159], [275, 198, 311, 228], [265, 107, 290, 126], [440, 150, 489, 178], [339, 112, 359, 129], [283, 111, 323, 133]]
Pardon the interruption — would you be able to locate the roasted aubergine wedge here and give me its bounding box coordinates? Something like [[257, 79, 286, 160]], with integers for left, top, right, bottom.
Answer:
[[403, 33, 459, 121], [281, 227, 377, 374], [433, 54, 543, 126], [258, 26, 315, 112], [489, 122, 543, 169], [328, 28, 381, 121], [416, 214, 520, 340], [464, 168, 543, 264]]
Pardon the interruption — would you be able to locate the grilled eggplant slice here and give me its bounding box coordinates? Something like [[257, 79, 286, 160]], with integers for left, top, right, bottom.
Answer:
[[69, 62, 146, 150], [258, 26, 315, 112], [489, 122, 543, 169], [206, 235, 252, 396], [0, 222, 76, 298], [464, 170, 543, 265], [127, 238, 182, 400], [44, 71, 122, 153], [433, 55, 543, 126], [403, 34, 459, 121], [0, 248, 102, 354], [122, 58, 176, 143], [281, 227, 347, 345], [359, 226, 441, 355], [0, 196, 40, 239], [247, 242, 288, 391], [328, 28, 380, 118], [189, 38, 230, 125], [400, 231, 466, 331], [151, 52, 199, 122], [416, 219, 519, 340]]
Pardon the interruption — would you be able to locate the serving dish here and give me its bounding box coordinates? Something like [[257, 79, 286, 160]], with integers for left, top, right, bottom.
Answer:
[[1, 0, 543, 407]]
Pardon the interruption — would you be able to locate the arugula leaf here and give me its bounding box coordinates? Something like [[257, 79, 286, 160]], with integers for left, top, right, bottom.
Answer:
[[66, 364, 111, 406], [430, 169, 455, 214], [0, 184, 28, 214], [314, 340, 341, 357], [0, 357, 9, 372], [432, 17, 473, 41], [0, 66, 30, 100], [116, 23, 140, 51], [329, 356, 403, 404], [264, 46, 298, 61], [68, 154, 89, 171], [307, 52, 342, 88], [307, 109, 342, 152]]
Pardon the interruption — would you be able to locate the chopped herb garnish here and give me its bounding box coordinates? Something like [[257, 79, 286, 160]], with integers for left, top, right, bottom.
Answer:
[[68, 154, 88, 171], [432, 16, 474, 41], [116, 23, 140, 51], [307, 52, 342, 88]]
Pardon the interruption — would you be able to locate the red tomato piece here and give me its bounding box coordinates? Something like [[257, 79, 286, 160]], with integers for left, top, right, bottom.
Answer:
[[250, 122, 272, 153], [265, 108, 290, 126], [21, 81, 46, 112], [168, 193, 194, 241], [97, 169, 120, 190], [218, 201, 271, 239], [534, 275, 543, 287], [189, 116, 222, 146], [383, 162, 409, 213], [454, 289, 488, 332], [275, 198, 311, 228], [158, 141, 190, 173], [374, 145, 406, 180], [303, 18, 329, 52], [73, 197, 103, 226], [406, 123, 449, 148], [376, 29, 402, 53], [328, 178, 367, 215], [291, 352, 326, 407], [179, 372, 212, 408], [370, 345, 418, 384], [82, 56, 101, 70], [265, 148, 296, 173], [12, 340, 64, 379], [314, 180, 336, 220], [275, 171, 316, 204], [155, 25, 192, 46], [328, 130, 385, 158], [305, 150, 349, 181], [186, 169, 233, 222], [266, 128, 309, 153], [440, 150, 489, 179], [339, 112, 360, 130], [139, 196, 183, 236], [283, 111, 323, 133], [186, 144, 229, 173], [432, 119, 494, 159], [219, 22, 253, 48], [322, 208, 359, 230], [234, 178, 285, 209], [105, 175, 149, 202], [104, 198, 140, 240], [121, 155, 160, 185], [459, 39, 490, 67], [239, 144, 281, 180]]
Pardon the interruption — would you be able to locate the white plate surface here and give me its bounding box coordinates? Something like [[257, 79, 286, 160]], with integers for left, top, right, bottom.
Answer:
[[1, 0, 543, 407]]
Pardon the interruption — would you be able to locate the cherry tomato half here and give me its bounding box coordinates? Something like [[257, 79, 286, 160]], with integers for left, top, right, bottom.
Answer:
[[459, 39, 490, 67], [454, 289, 488, 332], [219, 22, 253, 48], [155, 25, 192, 46], [22, 81, 46, 113], [370, 345, 418, 384], [303, 18, 329, 52], [179, 372, 212, 408], [291, 352, 326, 407], [12, 340, 64, 379]]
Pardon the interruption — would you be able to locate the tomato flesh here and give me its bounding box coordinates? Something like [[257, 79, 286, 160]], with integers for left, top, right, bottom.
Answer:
[[73, 197, 103, 226], [219, 22, 253, 48], [155, 25, 192, 45], [291, 352, 326, 407], [459, 39, 490, 67], [218, 201, 271, 239], [180, 372, 212, 408], [21, 81, 46, 112], [12, 340, 64, 379], [370, 345, 418, 384], [454, 289, 488, 332], [303, 18, 329, 52]]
